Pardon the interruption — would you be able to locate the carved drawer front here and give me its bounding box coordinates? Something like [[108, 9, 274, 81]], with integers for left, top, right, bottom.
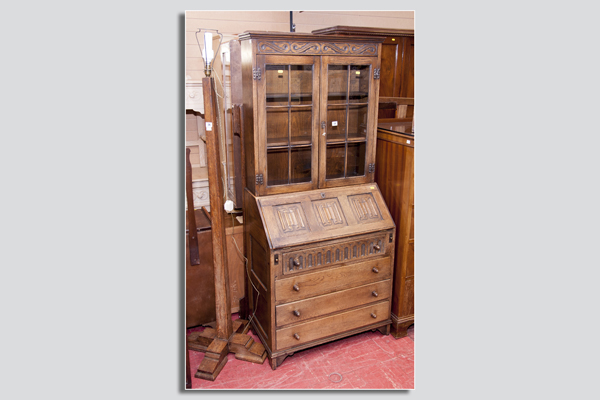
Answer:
[[275, 256, 391, 304], [276, 279, 391, 327], [281, 234, 388, 275], [276, 300, 390, 350]]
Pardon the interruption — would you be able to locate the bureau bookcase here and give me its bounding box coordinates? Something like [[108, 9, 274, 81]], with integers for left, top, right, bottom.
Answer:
[[239, 31, 395, 369]]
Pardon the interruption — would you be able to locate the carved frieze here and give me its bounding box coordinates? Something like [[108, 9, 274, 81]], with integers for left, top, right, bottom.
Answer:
[[257, 40, 377, 56]]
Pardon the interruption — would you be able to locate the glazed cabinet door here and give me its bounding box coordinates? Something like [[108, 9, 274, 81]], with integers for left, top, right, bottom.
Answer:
[[255, 55, 320, 195], [318, 56, 380, 189]]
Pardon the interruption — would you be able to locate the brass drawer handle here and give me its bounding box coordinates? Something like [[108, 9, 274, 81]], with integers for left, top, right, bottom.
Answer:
[[293, 284, 300, 292], [293, 310, 300, 317], [373, 244, 381, 251], [372, 291, 378, 297], [294, 333, 300, 340], [372, 267, 379, 273], [293, 258, 300, 266], [371, 313, 377, 319]]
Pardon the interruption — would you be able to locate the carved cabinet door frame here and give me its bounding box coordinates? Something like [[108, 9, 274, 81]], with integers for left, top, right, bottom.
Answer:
[[318, 55, 380, 190], [255, 54, 320, 196]]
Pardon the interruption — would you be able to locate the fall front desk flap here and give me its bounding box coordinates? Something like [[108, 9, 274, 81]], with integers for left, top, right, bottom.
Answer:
[[254, 183, 395, 249]]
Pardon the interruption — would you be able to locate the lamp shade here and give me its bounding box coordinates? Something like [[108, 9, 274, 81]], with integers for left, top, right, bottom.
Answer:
[[195, 29, 223, 77]]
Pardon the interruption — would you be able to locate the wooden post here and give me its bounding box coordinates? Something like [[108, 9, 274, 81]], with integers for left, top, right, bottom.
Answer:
[[189, 78, 267, 382], [202, 77, 233, 340]]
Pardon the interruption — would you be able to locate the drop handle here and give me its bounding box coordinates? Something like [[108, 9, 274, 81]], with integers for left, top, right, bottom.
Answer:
[[373, 244, 381, 251], [293, 284, 300, 292], [371, 313, 377, 319], [293, 258, 300, 266], [294, 333, 300, 340], [293, 310, 300, 317], [372, 267, 379, 273], [372, 291, 378, 297]]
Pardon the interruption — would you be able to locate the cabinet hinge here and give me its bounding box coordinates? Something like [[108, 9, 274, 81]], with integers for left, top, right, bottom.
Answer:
[[253, 67, 261, 80], [321, 121, 326, 129], [255, 173, 264, 185], [374, 68, 380, 79], [368, 163, 376, 173]]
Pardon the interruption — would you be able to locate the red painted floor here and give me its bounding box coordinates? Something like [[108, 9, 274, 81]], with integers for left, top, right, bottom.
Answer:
[[187, 315, 414, 390]]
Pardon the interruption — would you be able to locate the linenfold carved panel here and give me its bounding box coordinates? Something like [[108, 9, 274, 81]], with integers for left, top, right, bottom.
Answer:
[[275, 204, 308, 233], [312, 198, 347, 229], [348, 193, 382, 223], [257, 41, 377, 56]]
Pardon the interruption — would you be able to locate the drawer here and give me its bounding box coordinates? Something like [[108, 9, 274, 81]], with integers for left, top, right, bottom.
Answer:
[[276, 279, 391, 326], [276, 300, 390, 350], [275, 256, 391, 303], [280, 233, 391, 275]]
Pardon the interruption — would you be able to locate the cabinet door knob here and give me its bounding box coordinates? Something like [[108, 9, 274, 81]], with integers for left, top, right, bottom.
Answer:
[[372, 267, 379, 273], [293, 284, 300, 292], [372, 291, 378, 297], [373, 244, 381, 251], [371, 313, 377, 319], [293, 310, 300, 317], [293, 258, 300, 266], [294, 333, 300, 340]]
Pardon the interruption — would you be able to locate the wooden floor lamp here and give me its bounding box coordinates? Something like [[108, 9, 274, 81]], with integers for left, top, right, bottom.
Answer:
[[186, 76, 266, 382]]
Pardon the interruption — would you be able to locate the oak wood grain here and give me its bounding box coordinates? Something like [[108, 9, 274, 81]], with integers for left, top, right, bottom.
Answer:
[[240, 31, 394, 369], [257, 184, 394, 249], [203, 77, 233, 340], [276, 301, 389, 349], [375, 128, 414, 338], [276, 279, 391, 326], [275, 256, 391, 303]]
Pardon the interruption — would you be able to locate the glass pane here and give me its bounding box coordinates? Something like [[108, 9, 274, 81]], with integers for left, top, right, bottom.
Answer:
[[347, 105, 368, 140], [326, 144, 345, 179], [349, 65, 370, 103], [266, 109, 289, 147], [290, 65, 312, 105], [267, 148, 289, 186], [266, 65, 288, 106], [326, 105, 347, 142], [290, 108, 312, 145], [327, 65, 348, 104], [347, 142, 366, 177], [290, 147, 311, 183]]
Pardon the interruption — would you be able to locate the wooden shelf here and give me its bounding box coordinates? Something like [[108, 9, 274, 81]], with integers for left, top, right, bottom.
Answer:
[[266, 104, 314, 110], [326, 135, 367, 143], [267, 138, 312, 148]]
